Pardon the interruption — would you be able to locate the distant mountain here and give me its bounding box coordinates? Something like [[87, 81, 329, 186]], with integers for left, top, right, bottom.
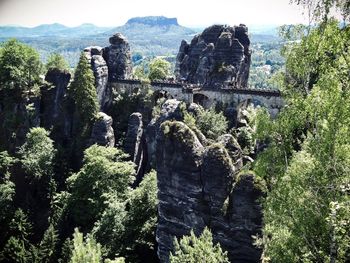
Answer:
[[0, 23, 114, 37]]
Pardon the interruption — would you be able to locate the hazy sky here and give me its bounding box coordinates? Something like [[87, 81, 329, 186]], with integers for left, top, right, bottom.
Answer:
[[0, 0, 309, 27]]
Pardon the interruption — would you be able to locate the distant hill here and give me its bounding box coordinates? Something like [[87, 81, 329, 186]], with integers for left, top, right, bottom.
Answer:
[[0, 23, 114, 37]]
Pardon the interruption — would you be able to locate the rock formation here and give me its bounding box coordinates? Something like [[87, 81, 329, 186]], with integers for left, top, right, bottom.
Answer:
[[90, 112, 115, 147], [156, 117, 265, 263], [175, 24, 251, 88], [84, 33, 132, 110], [84, 46, 110, 110], [124, 112, 143, 162], [124, 112, 147, 185], [103, 33, 132, 81], [145, 99, 184, 168], [41, 68, 71, 129]]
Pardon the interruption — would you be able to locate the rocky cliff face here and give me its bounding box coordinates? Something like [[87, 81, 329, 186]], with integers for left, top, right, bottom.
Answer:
[[103, 33, 132, 81], [84, 46, 110, 111], [175, 24, 251, 88], [124, 112, 147, 185], [155, 110, 264, 262]]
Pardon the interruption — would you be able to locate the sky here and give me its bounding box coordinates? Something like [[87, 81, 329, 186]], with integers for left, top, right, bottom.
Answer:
[[0, 0, 309, 28]]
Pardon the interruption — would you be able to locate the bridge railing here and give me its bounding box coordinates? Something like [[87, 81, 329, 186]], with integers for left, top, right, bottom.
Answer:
[[111, 78, 281, 97]]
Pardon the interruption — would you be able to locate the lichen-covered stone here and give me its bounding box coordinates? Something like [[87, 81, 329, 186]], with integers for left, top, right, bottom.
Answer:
[[156, 121, 205, 262], [156, 120, 264, 263], [145, 99, 184, 168]]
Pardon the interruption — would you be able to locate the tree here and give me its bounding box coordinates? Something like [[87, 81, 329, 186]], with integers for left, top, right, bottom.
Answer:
[[254, 19, 350, 263], [0, 151, 16, 176], [1, 209, 33, 263], [70, 53, 98, 122], [67, 145, 134, 230], [195, 108, 228, 140], [148, 58, 171, 81], [0, 39, 43, 93], [70, 228, 101, 263], [38, 224, 58, 263], [169, 227, 229, 263], [92, 171, 158, 261], [18, 127, 56, 179], [291, 0, 350, 22], [46, 53, 69, 71]]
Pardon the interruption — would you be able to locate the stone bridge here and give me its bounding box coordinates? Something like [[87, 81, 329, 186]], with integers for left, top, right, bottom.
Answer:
[[112, 79, 283, 117]]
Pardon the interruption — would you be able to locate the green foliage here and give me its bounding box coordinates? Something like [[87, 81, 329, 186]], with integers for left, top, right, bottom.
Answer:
[[18, 127, 56, 179], [195, 108, 228, 140], [133, 62, 149, 81], [254, 21, 350, 262], [70, 53, 98, 122], [67, 145, 135, 230], [148, 57, 171, 81], [0, 151, 16, 175], [93, 171, 158, 261], [170, 227, 229, 263], [1, 209, 33, 263], [70, 228, 101, 263], [38, 224, 58, 263], [111, 85, 154, 142], [0, 39, 43, 93], [291, 0, 350, 22], [46, 53, 69, 71], [0, 173, 15, 226]]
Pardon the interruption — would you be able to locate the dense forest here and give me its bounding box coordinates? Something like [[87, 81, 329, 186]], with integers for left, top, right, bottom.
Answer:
[[0, 0, 349, 262]]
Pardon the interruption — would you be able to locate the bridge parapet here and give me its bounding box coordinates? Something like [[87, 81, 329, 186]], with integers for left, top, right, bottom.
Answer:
[[111, 79, 283, 117]]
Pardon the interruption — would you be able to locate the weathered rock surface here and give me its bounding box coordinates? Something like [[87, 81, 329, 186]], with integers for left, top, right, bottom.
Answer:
[[124, 112, 143, 162], [156, 120, 264, 263], [175, 24, 251, 88], [90, 112, 115, 147], [103, 33, 132, 81], [41, 68, 71, 129], [156, 121, 205, 262], [226, 173, 265, 262], [84, 46, 111, 110], [0, 94, 40, 153], [124, 112, 147, 185]]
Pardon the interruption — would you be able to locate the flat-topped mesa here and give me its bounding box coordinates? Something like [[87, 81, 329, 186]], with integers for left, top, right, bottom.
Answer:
[[175, 24, 251, 89], [126, 16, 179, 26]]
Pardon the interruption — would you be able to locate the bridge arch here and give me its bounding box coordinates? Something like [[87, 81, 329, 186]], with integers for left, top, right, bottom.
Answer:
[[193, 93, 211, 108]]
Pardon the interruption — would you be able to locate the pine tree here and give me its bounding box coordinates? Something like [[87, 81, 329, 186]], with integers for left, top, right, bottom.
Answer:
[[170, 228, 229, 263], [70, 229, 101, 263], [70, 53, 98, 123]]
